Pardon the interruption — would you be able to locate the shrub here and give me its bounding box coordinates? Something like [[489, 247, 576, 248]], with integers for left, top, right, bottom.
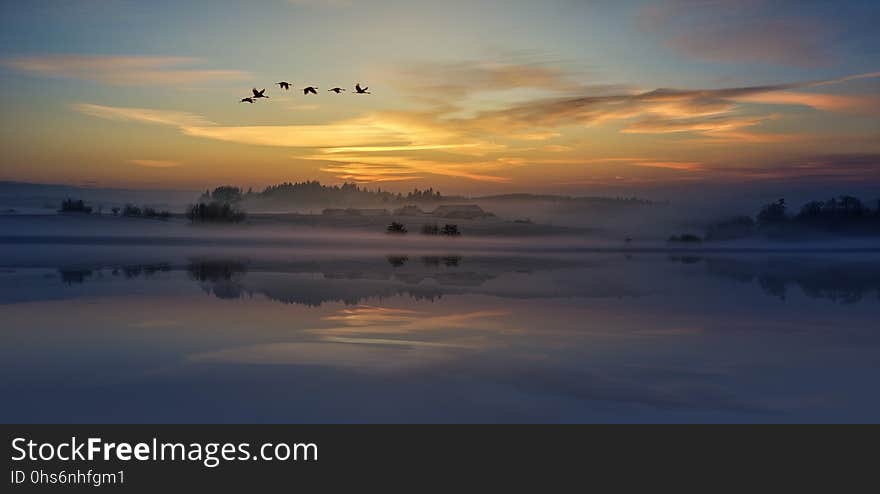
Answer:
[[387, 222, 407, 234], [142, 207, 172, 220], [202, 186, 243, 204], [440, 224, 461, 236], [757, 199, 787, 226], [59, 198, 92, 214], [421, 223, 439, 235], [122, 204, 142, 217], [186, 202, 246, 223]]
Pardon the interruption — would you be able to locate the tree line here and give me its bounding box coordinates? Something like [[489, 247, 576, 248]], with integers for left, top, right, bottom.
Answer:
[[208, 181, 460, 206], [704, 195, 880, 241]]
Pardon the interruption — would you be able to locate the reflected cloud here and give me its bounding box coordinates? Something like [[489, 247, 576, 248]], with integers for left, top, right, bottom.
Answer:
[[317, 305, 511, 336], [188, 341, 458, 371], [188, 305, 508, 372]]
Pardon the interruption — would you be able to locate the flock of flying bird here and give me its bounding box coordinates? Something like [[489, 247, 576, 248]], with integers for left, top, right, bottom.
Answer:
[[240, 82, 371, 103]]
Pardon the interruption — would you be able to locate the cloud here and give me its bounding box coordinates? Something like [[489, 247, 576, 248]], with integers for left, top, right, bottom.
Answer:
[[73, 68, 880, 185], [128, 159, 181, 168], [396, 59, 583, 99], [460, 72, 880, 141], [188, 305, 510, 372], [72, 103, 215, 127], [4, 55, 249, 85], [74, 102, 509, 183], [630, 161, 704, 172], [732, 91, 880, 114], [541, 145, 573, 153], [316, 157, 512, 183], [714, 153, 880, 182]]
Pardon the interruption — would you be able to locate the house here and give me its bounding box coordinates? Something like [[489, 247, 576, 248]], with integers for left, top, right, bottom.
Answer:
[[393, 205, 427, 216], [322, 208, 389, 216], [430, 204, 493, 219], [354, 208, 390, 216]]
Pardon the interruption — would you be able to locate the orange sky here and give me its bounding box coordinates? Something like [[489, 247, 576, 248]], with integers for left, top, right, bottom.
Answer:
[[1, 1, 878, 195]]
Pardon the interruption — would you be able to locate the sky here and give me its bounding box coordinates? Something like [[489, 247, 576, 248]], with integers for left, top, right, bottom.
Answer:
[[0, 0, 878, 196]]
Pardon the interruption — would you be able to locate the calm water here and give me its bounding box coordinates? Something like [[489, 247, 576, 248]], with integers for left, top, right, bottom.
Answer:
[[1, 245, 879, 423]]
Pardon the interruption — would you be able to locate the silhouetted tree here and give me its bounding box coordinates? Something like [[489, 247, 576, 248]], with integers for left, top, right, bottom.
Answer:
[[797, 201, 825, 221], [210, 186, 243, 204], [387, 222, 407, 234], [186, 201, 246, 223], [122, 204, 142, 217], [386, 255, 408, 267], [757, 198, 787, 226], [440, 224, 461, 236], [59, 198, 92, 214]]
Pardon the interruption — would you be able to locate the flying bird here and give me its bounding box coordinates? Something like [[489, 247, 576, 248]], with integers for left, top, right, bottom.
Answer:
[[354, 83, 370, 94], [303, 86, 318, 95], [276, 82, 291, 90], [329, 87, 345, 93], [252, 88, 269, 99], [240, 97, 256, 103]]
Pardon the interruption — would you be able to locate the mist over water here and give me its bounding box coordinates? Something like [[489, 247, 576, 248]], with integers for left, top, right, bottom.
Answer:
[[1, 236, 879, 423]]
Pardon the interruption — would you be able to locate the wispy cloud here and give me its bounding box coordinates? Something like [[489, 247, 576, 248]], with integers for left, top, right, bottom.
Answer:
[[396, 59, 583, 99], [732, 91, 880, 114], [74, 103, 509, 183], [712, 153, 880, 183], [73, 67, 880, 185], [460, 72, 880, 141], [128, 159, 181, 168], [72, 103, 215, 127], [5, 55, 249, 85]]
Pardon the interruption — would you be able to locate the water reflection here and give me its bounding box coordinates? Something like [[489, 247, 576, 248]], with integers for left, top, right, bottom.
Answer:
[[669, 256, 880, 303], [8, 254, 879, 307], [59, 263, 173, 285], [1, 251, 879, 422]]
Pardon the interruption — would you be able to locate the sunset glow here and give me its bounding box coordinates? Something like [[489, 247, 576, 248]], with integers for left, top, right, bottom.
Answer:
[[1, 0, 877, 195]]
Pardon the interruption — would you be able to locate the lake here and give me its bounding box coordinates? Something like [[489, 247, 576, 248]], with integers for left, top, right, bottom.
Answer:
[[1, 243, 879, 423]]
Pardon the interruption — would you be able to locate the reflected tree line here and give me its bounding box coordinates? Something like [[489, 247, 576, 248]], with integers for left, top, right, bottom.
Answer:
[[55, 255, 880, 305], [669, 255, 880, 304], [184, 258, 460, 305], [48, 256, 475, 305], [59, 263, 172, 285]]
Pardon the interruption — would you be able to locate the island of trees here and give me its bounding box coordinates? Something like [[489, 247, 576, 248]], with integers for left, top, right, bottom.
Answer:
[[677, 195, 880, 242], [232, 181, 460, 210], [59, 197, 171, 219]]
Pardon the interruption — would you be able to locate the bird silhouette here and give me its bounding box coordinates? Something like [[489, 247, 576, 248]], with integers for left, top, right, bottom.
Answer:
[[354, 83, 371, 94], [329, 87, 345, 93], [252, 88, 269, 99], [303, 86, 318, 95], [240, 97, 256, 103], [276, 82, 291, 90]]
